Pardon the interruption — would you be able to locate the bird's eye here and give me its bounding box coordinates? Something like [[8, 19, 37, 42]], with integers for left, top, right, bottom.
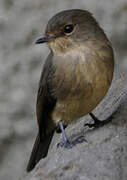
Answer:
[[63, 24, 74, 34]]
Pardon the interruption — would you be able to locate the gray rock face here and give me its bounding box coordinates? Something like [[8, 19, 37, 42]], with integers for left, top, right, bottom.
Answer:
[[0, 0, 127, 180]]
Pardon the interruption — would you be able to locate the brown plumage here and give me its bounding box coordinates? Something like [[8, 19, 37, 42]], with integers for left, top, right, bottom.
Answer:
[[27, 9, 114, 172]]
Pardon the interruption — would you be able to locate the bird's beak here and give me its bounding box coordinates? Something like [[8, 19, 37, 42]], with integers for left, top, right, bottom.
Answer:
[[35, 36, 54, 44]]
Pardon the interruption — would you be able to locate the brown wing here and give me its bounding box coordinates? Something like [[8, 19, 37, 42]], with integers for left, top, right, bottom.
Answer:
[[36, 52, 57, 139]]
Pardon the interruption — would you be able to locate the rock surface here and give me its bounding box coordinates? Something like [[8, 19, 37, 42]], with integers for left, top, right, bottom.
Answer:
[[0, 0, 127, 180]]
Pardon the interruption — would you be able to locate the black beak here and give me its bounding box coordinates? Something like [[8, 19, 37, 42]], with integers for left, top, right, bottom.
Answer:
[[35, 36, 54, 44]]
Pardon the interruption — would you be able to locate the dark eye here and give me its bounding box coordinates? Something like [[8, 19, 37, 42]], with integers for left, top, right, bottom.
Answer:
[[64, 24, 74, 34]]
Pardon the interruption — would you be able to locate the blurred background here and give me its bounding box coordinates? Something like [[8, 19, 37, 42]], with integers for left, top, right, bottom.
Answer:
[[0, 0, 126, 179]]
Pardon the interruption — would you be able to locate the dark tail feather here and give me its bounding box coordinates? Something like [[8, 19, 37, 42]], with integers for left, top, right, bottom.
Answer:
[[27, 132, 54, 172]]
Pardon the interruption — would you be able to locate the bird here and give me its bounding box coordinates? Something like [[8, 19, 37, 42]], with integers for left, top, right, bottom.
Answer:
[[27, 9, 114, 172]]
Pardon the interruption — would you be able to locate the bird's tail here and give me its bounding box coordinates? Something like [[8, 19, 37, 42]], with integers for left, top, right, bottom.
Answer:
[[27, 131, 54, 172]]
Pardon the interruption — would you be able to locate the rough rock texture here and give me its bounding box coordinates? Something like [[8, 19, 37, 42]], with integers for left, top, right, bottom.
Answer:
[[0, 0, 127, 180]]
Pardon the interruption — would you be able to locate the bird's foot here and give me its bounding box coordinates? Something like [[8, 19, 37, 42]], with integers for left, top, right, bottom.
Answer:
[[57, 139, 73, 148], [57, 135, 86, 149], [84, 113, 113, 128], [71, 135, 87, 145]]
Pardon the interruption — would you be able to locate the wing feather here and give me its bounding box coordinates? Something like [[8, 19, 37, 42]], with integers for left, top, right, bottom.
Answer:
[[36, 53, 56, 139]]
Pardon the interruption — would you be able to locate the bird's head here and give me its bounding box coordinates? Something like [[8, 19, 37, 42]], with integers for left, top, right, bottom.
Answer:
[[35, 9, 102, 54]]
